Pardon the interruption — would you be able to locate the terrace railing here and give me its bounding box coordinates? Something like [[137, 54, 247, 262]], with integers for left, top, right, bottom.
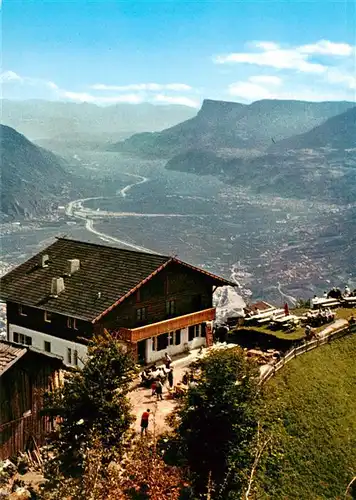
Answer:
[[259, 322, 356, 386]]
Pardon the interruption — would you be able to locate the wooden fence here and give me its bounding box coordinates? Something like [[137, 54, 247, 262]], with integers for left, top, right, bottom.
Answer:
[[259, 323, 356, 386], [0, 412, 54, 460]]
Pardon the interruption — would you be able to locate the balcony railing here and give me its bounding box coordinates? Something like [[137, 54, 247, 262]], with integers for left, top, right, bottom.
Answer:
[[118, 308, 216, 343]]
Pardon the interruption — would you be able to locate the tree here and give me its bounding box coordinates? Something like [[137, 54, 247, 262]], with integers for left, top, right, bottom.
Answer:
[[40, 412, 188, 500], [168, 347, 262, 499], [42, 331, 136, 481]]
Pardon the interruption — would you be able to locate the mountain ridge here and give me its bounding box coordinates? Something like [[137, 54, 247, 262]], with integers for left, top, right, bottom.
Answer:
[[1, 99, 197, 144], [165, 105, 356, 205], [1, 125, 72, 217], [269, 106, 356, 152], [111, 98, 355, 157]]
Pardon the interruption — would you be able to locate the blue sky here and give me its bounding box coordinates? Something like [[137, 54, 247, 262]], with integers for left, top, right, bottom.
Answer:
[[1, 0, 355, 106]]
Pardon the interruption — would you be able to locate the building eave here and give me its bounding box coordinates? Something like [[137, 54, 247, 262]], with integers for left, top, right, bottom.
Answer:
[[171, 257, 236, 287]]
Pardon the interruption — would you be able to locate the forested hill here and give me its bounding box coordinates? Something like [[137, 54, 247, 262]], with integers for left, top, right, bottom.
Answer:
[[1, 124, 71, 217], [269, 106, 356, 151]]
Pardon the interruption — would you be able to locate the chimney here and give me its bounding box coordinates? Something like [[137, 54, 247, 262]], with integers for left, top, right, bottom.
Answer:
[[41, 254, 49, 268], [65, 258, 80, 276], [50, 277, 65, 298]]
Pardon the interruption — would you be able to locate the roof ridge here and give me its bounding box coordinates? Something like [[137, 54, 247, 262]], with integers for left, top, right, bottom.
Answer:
[[56, 236, 170, 259]]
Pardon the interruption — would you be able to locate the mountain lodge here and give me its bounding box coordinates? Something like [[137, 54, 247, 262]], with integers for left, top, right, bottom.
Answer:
[[0, 238, 235, 366]]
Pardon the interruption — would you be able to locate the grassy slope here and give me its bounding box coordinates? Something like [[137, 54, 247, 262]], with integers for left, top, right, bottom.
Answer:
[[258, 333, 356, 499]]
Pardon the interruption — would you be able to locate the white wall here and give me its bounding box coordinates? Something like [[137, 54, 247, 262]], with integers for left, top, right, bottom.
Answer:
[[145, 324, 206, 364], [9, 323, 88, 368]]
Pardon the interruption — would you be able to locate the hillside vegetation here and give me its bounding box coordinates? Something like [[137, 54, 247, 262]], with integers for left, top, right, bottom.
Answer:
[[258, 333, 356, 499], [269, 106, 356, 151], [0, 125, 72, 217]]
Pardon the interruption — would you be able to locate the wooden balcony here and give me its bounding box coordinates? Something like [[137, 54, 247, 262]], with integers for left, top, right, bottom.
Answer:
[[118, 307, 216, 343]]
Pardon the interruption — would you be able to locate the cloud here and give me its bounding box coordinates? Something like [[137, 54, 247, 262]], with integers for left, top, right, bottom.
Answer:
[[298, 40, 354, 56], [0, 70, 24, 83], [214, 39, 355, 77], [91, 82, 192, 92], [214, 43, 326, 73], [228, 75, 355, 103], [253, 41, 280, 51], [249, 75, 282, 86], [152, 94, 199, 107], [0, 70, 58, 90], [325, 69, 356, 90], [217, 39, 356, 102], [1, 69, 198, 106], [61, 91, 144, 104]]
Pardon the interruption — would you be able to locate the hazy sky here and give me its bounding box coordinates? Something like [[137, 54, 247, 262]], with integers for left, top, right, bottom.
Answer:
[[2, 0, 355, 106]]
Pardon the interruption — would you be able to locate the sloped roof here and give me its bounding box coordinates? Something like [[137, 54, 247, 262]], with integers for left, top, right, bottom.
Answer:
[[0, 238, 234, 322], [0, 342, 27, 376], [0, 341, 63, 376]]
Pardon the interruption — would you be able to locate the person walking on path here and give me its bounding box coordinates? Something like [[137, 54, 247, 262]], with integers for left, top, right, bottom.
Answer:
[[156, 380, 163, 400], [168, 368, 174, 389], [140, 409, 150, 436]]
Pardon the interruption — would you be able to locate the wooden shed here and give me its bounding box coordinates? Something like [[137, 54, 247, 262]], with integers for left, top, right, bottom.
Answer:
[[0, 341, 63, 459]]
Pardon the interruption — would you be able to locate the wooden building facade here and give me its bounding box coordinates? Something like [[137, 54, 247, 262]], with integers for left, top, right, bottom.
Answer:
[[0, 238, 234, 365]]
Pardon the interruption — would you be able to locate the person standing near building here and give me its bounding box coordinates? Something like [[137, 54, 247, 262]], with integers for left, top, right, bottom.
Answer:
[[156, 380, 163, 400], [164, 352, 172, 368], [168, 368, 174, 389], [140, 409, 150, 436]]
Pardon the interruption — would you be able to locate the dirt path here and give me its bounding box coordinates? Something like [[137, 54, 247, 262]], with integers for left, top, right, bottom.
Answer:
[[130, 347, 206, 434]]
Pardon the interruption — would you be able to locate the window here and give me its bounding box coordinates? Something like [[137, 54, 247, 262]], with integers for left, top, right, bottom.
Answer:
[[18, 305, 27, 316], [44, 311, 52, 323], [67, 348, 72, 364], [136, 307, 147, 321], [25, 336, 32, 346], [157, 333, 169, 351], [44, 341, 51, 353], [192, 294, 202, 310], [188, 324, 200, 342], [73, 350, 78, 366], [67, 317, 78, 330], [166, 300, 176, 316], [168, 330, 181, 346], [13, 332, 32, 345], [175, 329, 181, 345]]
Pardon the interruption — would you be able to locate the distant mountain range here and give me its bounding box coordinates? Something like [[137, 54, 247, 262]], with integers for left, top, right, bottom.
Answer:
[[2, 99, 355, 219], [112, 98, 355, 157], [163, 104, 356, 204], [0, 125, 72, 217], [1, 99, 196, 148]]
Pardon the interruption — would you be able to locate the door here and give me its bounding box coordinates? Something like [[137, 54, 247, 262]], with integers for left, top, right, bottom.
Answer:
[[137, 340, 146, 365]]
